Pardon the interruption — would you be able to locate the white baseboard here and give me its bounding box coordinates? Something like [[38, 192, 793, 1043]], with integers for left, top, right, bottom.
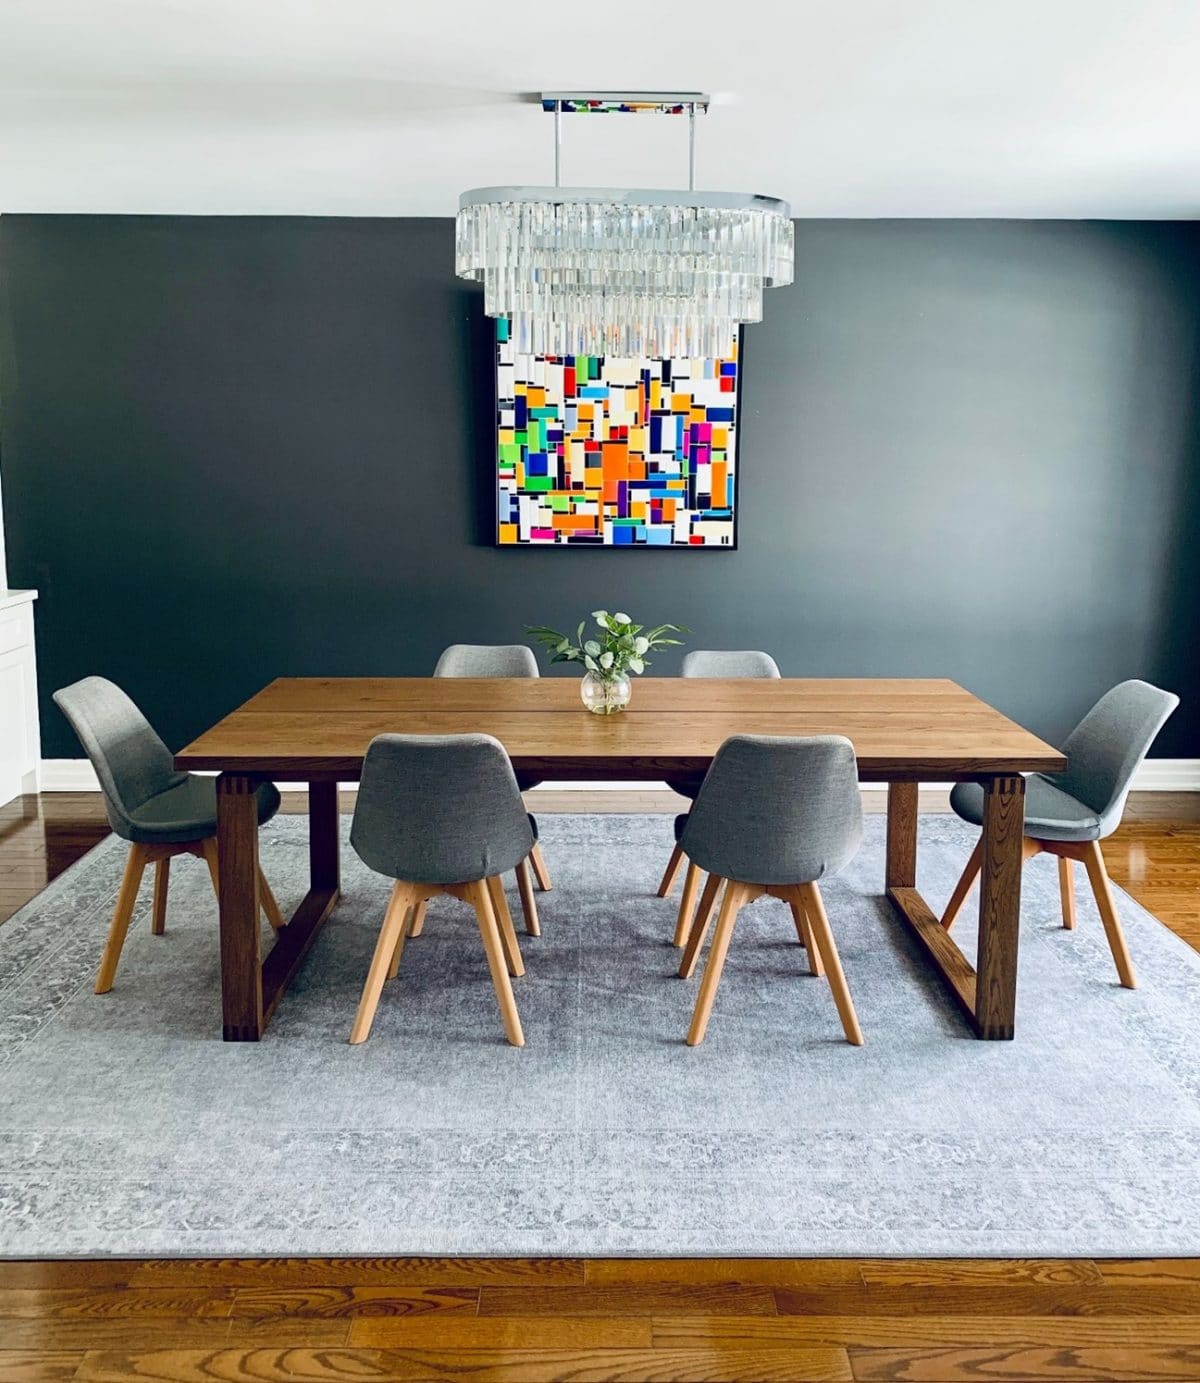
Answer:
[[38, 759, 1200, 794]]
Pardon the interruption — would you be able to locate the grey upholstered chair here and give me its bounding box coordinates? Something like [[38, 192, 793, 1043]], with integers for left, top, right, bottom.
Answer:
[[433, 642, 550, 934], [433, 644, 540, 679], [52, 676, 284, 994], [675, 734, 864, 1047], [942, 679, 1178, 988], [659, 649, 783, 943], [348, 733, 534, 1046]]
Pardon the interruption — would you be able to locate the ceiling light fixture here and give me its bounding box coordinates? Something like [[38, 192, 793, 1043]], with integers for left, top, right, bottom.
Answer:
[[455, 91, 793, 358]]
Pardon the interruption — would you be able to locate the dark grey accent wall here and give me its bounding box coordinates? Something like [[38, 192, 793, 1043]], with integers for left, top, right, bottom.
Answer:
[[1, 215, 1197, 760]]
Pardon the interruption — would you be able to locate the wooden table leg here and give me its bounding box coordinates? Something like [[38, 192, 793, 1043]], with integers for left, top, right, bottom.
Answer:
[[974, 773, 1026, 1040], [217, 773, 264, 1041], [886, 782, 918, 889], [309, 779, 340, 892]]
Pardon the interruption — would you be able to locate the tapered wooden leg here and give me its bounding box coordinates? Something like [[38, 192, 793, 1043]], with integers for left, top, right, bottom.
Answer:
[[797, 883, 863, 1046], [95, 844, 149, 993], [1058, 855, 1076, 930], [257, 867, 286, 931], [1082, 841, 1136, 988], [384, 883, 418, 982], [529, 842, 552, 892], [941, 838, 983, 930], [200, 837, 221, 900], [657, 843, 686, 898], [687, 881, 750, 1046], [788, 895, 824, 977], [678, 870, 721, 963], [350, 882, 414, 1043], [469, 881, 525, 1047], [515, 857, 540, 937], [151, 857, 170, 936], [408, 899, 428, 938], [487, 874, 525, 978], [673, 861, 702, 948]]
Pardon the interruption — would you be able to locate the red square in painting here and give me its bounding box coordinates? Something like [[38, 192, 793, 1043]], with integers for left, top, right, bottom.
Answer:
[[720, 375, 735, 393]]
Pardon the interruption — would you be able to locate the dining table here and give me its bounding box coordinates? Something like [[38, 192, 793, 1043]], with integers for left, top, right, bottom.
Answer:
[[174, 676, 1067, 1043]]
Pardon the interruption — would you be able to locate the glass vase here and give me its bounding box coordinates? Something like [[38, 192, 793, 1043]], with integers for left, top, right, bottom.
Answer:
[[581, 670, 632, 715]]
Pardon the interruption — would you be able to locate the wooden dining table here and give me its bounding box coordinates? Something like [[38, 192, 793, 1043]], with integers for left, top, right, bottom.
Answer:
[[175, 677, 1066, 1043]]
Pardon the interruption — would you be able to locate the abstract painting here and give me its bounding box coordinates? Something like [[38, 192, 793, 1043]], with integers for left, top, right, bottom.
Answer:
[[496, 319, 738, 547]]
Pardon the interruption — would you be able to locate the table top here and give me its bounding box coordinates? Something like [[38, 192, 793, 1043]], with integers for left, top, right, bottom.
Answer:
[[175, 677, 1067, 781]]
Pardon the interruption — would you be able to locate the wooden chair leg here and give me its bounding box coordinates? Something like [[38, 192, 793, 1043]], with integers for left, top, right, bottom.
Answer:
[[673, 860, 702, 948], [680, 874, 724, 984], [95, 844, 150, 993], [257, 866, 286, 931], [797, 883, 864, 1046], [529, 842, 552, 891], [469, 881, 525, 1047], [200, 837, 221, 901], [407, 899, 428, 938], [487, 874, 525, 978], [941, 837, 983, 929], [1081, 841, 1137, 989], [1058, 856, 1076, 930], [677, 870, 720, 958], [788, 895, 824, 977], [657, 842, 686, 898], [515, 857, 540, 937], [687, 881, 749, 1045], [385, 883, 419, 982], [350, 882, 415, 1043], [151, 857, 170, 936]]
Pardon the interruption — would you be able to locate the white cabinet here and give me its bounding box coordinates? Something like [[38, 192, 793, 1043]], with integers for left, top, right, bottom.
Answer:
[[0, 592, 40, 805]]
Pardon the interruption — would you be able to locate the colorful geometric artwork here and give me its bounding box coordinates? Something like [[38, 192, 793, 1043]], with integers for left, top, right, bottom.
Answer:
[[495, 320, 739, 548]]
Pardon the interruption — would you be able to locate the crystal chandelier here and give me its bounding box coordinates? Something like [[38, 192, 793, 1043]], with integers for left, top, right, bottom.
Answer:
[[455, 93, 793, 358]]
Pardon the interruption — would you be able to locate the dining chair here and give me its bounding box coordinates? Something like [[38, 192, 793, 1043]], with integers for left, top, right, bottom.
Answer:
[[52, 676, 285, 994], [941, 679, 1179, 988], [658, 649, 783, 944], [433, 642, 550, 936], [675, 734, 865, 1047], [347, 732, 533, 1046]]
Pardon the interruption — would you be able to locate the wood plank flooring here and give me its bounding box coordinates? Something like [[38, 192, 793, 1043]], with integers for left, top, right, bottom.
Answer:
[[1, 788, 1198, 1381]]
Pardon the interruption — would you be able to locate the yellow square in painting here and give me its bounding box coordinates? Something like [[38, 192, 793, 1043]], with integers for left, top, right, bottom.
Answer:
[[498, 524, 518, 544], [499, 429, 515, 446], [713, 427, 728, 448]]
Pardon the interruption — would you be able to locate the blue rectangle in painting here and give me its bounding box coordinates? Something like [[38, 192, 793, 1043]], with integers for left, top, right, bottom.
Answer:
[[515, 396, 528, 429], [526, 452, 549, 475], [720, 361, 737, 376], [645, 527, 672, 545], [707, 407, 736, 422], [579, 385, 610, 399], [613, 525, 635, 544]]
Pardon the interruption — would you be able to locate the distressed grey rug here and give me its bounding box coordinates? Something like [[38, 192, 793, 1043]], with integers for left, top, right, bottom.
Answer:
[[1, 812, 1199, 1258]]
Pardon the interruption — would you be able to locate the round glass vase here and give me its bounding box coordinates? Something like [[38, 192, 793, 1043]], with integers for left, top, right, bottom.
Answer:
[[580, 670, 632, 715]]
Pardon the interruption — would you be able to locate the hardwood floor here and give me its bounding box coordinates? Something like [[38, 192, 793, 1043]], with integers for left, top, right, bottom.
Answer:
[[2, 788, 1199, 1381]]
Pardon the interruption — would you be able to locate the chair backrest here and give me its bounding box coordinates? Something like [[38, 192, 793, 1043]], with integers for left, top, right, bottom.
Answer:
[[351, 733, 535, 884], [681, 734, 862, 885], [681, 650, 781, 678], [434, 644, 539, 678], [1049, 679, 1179, 835], [52, 677, 185, 839]]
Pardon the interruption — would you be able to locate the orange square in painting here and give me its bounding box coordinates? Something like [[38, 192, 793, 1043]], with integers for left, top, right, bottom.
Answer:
[[577, 403, 594, 421], [628, 458, 646, 481], [498, 524, 518, 544], [552, 513, 596, 531], [662, 498, 676, 521], [527, 387, 546, 408], [671, 393, 691, 412], [713, 428, 728, 449], [602, 441, 630, 480]]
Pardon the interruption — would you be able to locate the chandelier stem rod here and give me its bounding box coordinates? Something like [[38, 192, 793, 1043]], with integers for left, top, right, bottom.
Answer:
[[688, 103, 696, 191]]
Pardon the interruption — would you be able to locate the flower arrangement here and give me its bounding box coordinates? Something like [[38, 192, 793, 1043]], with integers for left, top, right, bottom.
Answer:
[[527, 610, 687, 714]]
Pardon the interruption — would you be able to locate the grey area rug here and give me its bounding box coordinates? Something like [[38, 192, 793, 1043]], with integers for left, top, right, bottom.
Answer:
[[2, 811, 1200, 1258]]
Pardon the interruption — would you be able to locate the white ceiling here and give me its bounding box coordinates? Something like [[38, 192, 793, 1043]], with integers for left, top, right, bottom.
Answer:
[[2, 0, 1199, 218]]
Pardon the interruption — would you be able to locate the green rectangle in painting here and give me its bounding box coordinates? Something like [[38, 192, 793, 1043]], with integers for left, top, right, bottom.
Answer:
[[514, 430, 528, 446], [548, 494, 570, 512], [522, 475, 555, 492], [530, 407, 558, 419], [528, 420, 542, 452], [499, 443, 521, 465]]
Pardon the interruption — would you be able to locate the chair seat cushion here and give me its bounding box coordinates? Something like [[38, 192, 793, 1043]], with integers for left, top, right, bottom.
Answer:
[[665, 775, 704, 801], [949, 774, 1102, 843], [674, 812, 689, 843], [125, 775, 281, 844]]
